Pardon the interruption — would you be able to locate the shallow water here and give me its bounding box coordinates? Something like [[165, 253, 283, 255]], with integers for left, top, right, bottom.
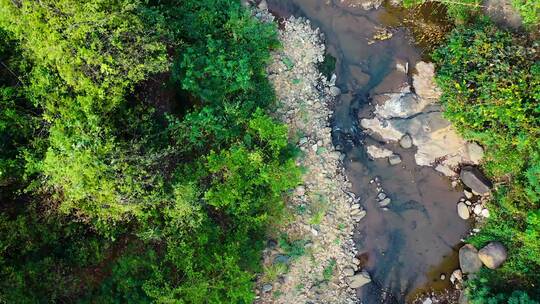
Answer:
[[267, 1, 470, 302]]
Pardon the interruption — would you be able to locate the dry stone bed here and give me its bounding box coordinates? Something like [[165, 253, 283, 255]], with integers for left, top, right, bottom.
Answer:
[[252, 10, 362, 304]]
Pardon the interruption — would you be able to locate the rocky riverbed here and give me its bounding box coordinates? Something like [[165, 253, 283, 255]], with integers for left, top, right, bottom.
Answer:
[[253, 8, 364, 304], [250, 0, 507, 302]]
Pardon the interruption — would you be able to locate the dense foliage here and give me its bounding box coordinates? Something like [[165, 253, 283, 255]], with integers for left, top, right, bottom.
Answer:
[[402, 0, 539, 25], [0, 0, 300, 302], [433, 20, 540, 303]]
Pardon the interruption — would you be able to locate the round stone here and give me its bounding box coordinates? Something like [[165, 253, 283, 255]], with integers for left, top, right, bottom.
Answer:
[[457, 202, 470, 220]]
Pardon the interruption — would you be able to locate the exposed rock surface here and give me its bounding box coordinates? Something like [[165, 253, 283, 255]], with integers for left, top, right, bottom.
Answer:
[[366, 145, 393, 159], [478, 242, 507, 269], [399, 134, 413, 149], [338, 0, 384, 10], [459, 244, 483, 274], [460, 166, 492, 195], [346, 271, 371, 288], [484, 0, 523, 29], [255, 13, 357, 304], [388, 154, 402, 165], [360, 61, 484, 176]]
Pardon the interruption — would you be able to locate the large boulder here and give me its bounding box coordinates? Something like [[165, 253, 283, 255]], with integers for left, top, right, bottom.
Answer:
[[478, 242, 507, 269], [459, 244, 483, 274], [346, 271, 371, 288], [460, 166, 492, 195]]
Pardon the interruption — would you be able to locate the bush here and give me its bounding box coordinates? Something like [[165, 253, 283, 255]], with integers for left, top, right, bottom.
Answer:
[[0, 0, 301, 302], [433, 20, 539, 301]]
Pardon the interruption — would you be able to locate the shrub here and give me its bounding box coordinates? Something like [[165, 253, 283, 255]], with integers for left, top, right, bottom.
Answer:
[[433, 20, 539, 300]]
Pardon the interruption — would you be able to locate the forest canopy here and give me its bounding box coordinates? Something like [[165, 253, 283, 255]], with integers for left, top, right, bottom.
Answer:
[[0, 0, 300, 302]]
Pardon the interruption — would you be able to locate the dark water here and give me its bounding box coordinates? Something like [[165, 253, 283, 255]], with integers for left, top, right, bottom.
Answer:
[[267, 1, 469, 303]]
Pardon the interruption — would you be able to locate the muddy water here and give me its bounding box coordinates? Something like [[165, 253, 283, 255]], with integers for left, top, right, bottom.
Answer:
[[267, 1, 470, 303]]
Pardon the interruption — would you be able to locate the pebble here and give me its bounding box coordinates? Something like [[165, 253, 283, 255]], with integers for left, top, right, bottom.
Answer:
[[351, 203, 361, 209], [464, 190, 473, 199], [353, 210, 367, 221], [330, 86, 341, 96], [473, 204, 482, 215], [262, 283, 273, 293], [388, 154, 402, 165], [481, 208, 490, 218], [465, 200, 472, 206], [343, 267, 355, 277], [377, 192, 387, 200], [350, 208, 362, 216], [457, 202, 470, 220], [379, 198, 391, 207], [440, 273, 446, 280]]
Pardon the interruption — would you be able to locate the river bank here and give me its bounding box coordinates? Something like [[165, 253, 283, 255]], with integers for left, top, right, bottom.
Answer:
[[253, 8, 362, 304]]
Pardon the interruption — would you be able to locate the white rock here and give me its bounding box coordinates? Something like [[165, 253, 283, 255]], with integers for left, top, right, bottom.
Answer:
[[330, 86, 341, 97], [473, 204, 483, 215], [346, 271, 371, 289], [422, 298, 433, 304], [464, 190, 473, 199], [379, 198, 391, 207], [481, 208, 490, 218], [343, 267, 355, 277], [366, 145, 394, 159], [457, 202, 470, 220]]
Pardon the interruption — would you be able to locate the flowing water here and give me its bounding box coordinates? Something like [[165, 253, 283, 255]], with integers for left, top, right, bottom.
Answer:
[[267, 1, 470, 303]]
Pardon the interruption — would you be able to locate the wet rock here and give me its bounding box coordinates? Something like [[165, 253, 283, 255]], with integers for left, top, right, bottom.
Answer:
[[346, 271, 371, 288], [350, 208, 363, 216], [349, 65, 371, 88], [273, 254, 290, 265], [267, 239, 278, 249], [388, 154, 402, 165], [361, 61, 482, 173], [379, 198, 391, 207], [459, 244, 483, 274], [257, 0, 268, 10], [399, 134, 413, 149], [460, 166, 492, 195], [478, 242, 507, 269], [377, 192, 386, 200], [457, 202, 470, 220], [330, 86, 341, 97], [366, 145, 393, 159], [262, 283, 273, 293], [353, 210, 367, 221]]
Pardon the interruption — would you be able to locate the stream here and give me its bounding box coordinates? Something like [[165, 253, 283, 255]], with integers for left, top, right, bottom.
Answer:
[[266, 1, 471, 303]]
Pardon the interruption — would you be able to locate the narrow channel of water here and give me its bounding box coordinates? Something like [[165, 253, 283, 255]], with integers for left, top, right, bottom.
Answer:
[[267, 1, 470, 302]]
